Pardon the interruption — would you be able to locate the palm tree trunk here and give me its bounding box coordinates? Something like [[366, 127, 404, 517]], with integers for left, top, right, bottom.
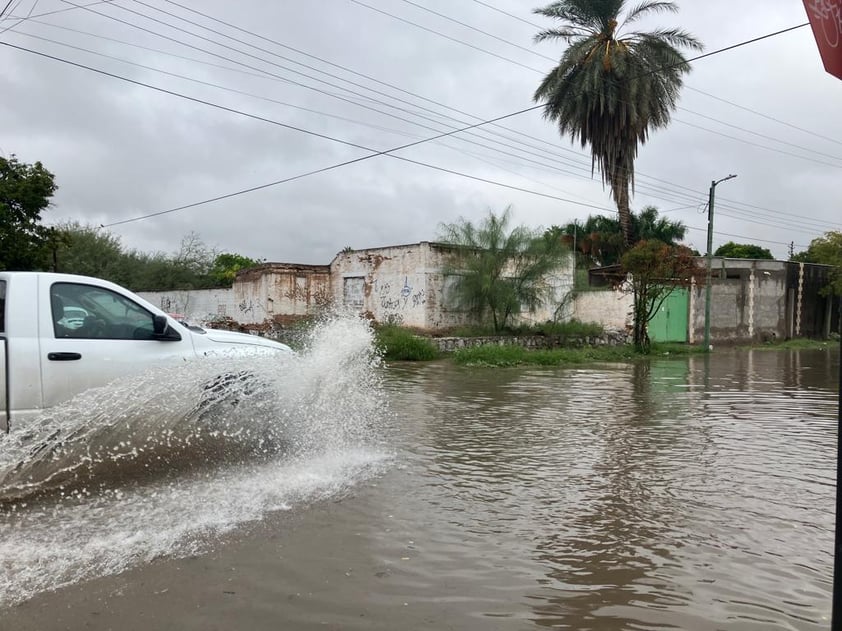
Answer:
[[613, 169, 632, 246]]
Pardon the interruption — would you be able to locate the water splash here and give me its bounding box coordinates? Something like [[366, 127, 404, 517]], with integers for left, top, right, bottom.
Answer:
[[0, 314, 391, 607]]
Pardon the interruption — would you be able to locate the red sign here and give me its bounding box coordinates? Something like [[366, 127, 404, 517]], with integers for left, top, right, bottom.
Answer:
[[804, 0, 842, 79]]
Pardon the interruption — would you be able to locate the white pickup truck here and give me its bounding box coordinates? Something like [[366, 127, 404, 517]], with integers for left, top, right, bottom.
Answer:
[[0, 271, 292, 432]]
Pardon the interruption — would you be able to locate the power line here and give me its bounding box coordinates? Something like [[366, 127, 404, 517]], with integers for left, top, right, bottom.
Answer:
[[684, 224, 809, 249], [684, 85, 842, 148], [469, 0, 543, 30], [11, 29, 445, 140], [51, 0, 742, 206], [0, 0, 24, 33], [0, 0, 114, 34], [3, 0, 112, 22], [676, 106, 842, 162], [347, 0, 546, 74], [0, 41, 622, 223], [348, 2, 831, 167], [0, 0, 16, 20], [672, 118, 842, 169], [85, 0, 835, 226], [4, 14, 752, 217], [466, 0, 841, 148], [395, 0, 556, 63], [2, 21, 825, 231]]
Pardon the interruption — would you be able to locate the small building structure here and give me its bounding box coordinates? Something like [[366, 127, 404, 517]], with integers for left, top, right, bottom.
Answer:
[[689, 258, 838, 344], [139, 263, 330, 327], [139, 242, 574, 332], [330, 241, 574, 330], [571, 258, 839, 344]]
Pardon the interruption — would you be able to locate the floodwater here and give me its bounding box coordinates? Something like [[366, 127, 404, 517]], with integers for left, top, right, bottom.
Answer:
[[0, 321, 838, 630]]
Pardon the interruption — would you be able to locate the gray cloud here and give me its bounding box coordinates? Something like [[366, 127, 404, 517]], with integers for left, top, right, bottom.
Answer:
[[1, 0, 840, 266]]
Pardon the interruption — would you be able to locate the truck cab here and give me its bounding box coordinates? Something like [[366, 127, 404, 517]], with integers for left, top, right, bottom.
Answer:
[[0, 272, 291, 432]]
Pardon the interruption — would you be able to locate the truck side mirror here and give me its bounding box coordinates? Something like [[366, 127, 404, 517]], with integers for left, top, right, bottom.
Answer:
[[152, 314, 181, 341]]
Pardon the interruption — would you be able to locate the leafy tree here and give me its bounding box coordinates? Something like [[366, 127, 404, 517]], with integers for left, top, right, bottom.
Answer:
[[52, 223, 256, 291], [547, 206, 686, 267], [0, 155, 58, 270], [792, 231, 842, 296], [533, 0, 701, 245], [439, 207, 570, 332], [621, 240, 700, 353], [713, 241, 774, 260], [211, 253, 261, 285], [52, 221, 132, 282]]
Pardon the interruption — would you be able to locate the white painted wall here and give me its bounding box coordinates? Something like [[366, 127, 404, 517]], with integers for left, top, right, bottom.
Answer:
[[330, 242, 575, 330], [331, 243, 443, 328], [573, 290, 633, 329], [138, 288, 239, 324]]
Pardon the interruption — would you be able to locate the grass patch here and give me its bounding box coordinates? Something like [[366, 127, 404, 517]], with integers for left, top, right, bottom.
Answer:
[[452, 344, 639, 367], [374, 325, 439, 361]]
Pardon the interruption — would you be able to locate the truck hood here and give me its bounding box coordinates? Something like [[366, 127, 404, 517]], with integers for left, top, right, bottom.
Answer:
[[200, 327, 293, 354]]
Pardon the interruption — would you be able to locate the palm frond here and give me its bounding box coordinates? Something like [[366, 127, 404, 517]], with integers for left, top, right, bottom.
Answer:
[[621, 1, 677, 27]]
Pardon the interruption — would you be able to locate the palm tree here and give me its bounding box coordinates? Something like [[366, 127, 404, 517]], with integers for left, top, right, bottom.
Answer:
[[533, 0, 702, 245]]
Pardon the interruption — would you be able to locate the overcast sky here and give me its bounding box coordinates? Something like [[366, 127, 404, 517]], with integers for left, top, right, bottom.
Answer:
[[1, 0, 840, 265]]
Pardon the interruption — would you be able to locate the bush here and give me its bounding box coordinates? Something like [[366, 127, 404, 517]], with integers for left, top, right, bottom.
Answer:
[[375, 325, 439, 361], [507, 319, 604, 338]]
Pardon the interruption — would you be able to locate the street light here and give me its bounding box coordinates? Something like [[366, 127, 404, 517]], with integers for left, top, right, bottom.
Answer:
[[703, 174, 737, 351]]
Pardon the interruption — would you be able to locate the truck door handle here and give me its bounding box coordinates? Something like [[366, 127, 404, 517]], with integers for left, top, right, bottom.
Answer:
[[47, 352, 82, 361]]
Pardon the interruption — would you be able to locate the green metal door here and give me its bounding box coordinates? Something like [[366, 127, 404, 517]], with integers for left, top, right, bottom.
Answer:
[[648, 289, 689, 343]]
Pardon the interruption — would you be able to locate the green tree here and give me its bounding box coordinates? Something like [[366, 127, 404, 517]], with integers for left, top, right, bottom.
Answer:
[[793, 231, 842, 296], [211, 253, 261, 285], [52, 221, 132, 282], [0, 155, 58, 270], [533, 0, 701, 245], [620, 240, 699, 353], [439, 207, 570, 332], [713, 241, 774, 259], [548, 206, 686, 267], [52, 223, 257, 291]]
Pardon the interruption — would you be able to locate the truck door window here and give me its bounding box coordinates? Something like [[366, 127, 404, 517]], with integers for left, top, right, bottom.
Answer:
[[51, 283, 157, 340]]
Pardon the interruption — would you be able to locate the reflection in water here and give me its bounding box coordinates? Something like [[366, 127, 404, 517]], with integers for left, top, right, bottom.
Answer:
[[385, 349, 837, 630]]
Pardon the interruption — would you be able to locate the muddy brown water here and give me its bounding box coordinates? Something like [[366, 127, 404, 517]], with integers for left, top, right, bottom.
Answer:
[[2, 348, 839, 630]]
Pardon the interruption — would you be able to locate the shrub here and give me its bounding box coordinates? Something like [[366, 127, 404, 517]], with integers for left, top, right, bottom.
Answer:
[[375, 325, 439, 361]]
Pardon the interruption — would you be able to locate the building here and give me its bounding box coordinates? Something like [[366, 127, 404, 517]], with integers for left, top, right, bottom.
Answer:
[[139, 242, 575, 332], [572, 258, 839, 344]]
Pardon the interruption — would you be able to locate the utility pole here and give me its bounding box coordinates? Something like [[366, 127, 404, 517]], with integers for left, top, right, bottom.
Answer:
[[703, 174, 737, 351]]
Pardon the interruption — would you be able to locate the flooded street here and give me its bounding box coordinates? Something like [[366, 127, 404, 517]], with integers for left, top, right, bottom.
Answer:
[[1, 340, 839, 630]]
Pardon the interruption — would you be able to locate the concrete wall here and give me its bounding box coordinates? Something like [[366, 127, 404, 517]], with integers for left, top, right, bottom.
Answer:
[[573, 289, 633, 330], [330, 242, 574, 330], [139, 263, 330, 326], [690, 258, 789, 344], [331, 243, 443, 328], [138, 287, 239, 324], [235, 264, 331, 324]]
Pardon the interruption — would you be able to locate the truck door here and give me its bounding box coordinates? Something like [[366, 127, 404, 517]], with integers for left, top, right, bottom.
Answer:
[[39, 280, 197, 409]]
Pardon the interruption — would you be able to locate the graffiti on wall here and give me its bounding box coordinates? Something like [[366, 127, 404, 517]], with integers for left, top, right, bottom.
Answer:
[[371, 276, 427, 317]]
